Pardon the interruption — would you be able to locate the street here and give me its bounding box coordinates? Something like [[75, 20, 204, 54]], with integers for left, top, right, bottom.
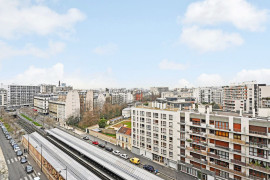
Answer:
[[0, 127, 47, 180]]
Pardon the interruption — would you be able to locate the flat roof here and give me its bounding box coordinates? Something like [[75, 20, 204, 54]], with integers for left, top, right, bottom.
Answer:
[[47, 128, 163, 180], [24, 132, 100, 180]]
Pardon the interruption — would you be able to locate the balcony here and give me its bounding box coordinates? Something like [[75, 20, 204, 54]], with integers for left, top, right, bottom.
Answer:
[[249, 175, 266, 180], [248, 163, 270, 174], [249, 131, 267, 136], [233, 128, 241, 132], [207, 152, 220, 159], [187, 155, 207, 165], [231, 159, 246, 166], [207, 134, 229, 142], [215, 145, 229, 151], [249, 142, 268, 148], [230, 138, 245, 145], [209, 162, 247, 177]]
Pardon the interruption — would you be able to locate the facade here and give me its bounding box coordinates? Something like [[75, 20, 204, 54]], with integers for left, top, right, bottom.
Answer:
[[94, 93, 106, 109], [65, 90, 80, 119], [258, 86, 270, 108], [33, 94, 54, 114], [193, 87, 223, 105], [40, 84, 56, 94], [0, 88, 7, 107], [48, 99, 66, 124], [132, 102, 270, 180], [222, 81, 267, 113], [111, 92, 134, 105], [150, 87, 169, 96], [116, 126, 132, 150], [122, 108, 131, 118], [7, 85, 40, 107], [79, 90, 94, 113]]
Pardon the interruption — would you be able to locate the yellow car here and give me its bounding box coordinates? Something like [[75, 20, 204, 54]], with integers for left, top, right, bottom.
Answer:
[[130, 157, 140, 165]]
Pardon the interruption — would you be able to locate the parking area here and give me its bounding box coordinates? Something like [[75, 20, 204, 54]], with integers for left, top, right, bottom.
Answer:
[[0, 122, 47, 180]]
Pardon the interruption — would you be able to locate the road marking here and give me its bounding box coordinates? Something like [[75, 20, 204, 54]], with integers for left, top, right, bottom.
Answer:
[[32, 174, 36, 178], [24, 177, 28, 180], [7, 160, 10, 164], [28, 175, 33, 180], [38, 172, 41, 176], [14, 157, 18, 161], [11, 159, 14, 163], [20, 178, 23, 180]]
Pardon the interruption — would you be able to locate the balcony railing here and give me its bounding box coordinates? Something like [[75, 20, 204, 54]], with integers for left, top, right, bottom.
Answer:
[[249, 131, 267, 136], [231, 159, 246, 166], [248, 163, 270, 174], [215, 145, 229, 151], [207, 152, 220, 159], [249, 142, 267, 148]]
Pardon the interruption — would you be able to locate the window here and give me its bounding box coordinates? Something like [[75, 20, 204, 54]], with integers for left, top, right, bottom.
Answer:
[[210, 120, 214, 125], [169, 152, 173, 157], [234, 165, 241, 172], [216, 150, 229, 160], [215, 131, 229, 138], [169, 122, 173, 128], [169, 115, 173, 120], [234, 134, 241, 140], [162, 114, 166, 119], [215, 121, 229, 130]]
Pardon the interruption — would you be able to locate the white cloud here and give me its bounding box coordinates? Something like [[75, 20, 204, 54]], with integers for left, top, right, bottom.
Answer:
[[177, 79, 194, 88], [5, 63, 117, 89], [0, 0, 85, 38], [159, 59, 187, 70], [196, 73, 225, 86], [180, 26, 244, 52], [93, 43, 118, 55], [230, 69, 270, 84], [0, 40, 65, 60], [182, 0, 268, 31]]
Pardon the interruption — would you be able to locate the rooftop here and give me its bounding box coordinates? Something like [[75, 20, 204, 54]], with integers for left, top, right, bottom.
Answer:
[[117, 126, 131, 136]]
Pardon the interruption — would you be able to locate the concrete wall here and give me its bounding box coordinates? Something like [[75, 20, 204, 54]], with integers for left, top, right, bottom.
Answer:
[[0, 147, 8, 180], [101, 128, 116, 134]]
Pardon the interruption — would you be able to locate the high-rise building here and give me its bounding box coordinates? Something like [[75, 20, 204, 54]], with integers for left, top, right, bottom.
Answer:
[[193, 87, 223, 105], [7, 85, 40, 107], [40, 84, 56, 94], [223, 81, 265, 113]]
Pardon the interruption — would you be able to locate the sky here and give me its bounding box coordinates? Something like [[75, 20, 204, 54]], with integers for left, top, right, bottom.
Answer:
[[0, 0, 270, 89]]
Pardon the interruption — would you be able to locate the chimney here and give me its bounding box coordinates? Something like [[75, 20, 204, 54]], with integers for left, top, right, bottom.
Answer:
[[58, 80, 60, 87]]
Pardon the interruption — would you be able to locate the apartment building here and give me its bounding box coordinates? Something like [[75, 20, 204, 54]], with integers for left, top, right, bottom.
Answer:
[[258, 86, 270, 108], [0, 88, 7, 107], [33, 94, 54, 114], [150, 87, 169, 96], [116, 126, 132, 150], [7, 85, 40, 107], [48, 99, 66, 124], [132, 102, 270, 180], [193, 87, 223, 105], [222, 81, 268, 113], [111, 92, 133, 105], [40, 84, 56, 94]]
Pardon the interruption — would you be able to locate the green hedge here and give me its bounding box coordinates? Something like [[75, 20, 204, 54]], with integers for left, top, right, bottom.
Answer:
[[20, 114, 42, 126]]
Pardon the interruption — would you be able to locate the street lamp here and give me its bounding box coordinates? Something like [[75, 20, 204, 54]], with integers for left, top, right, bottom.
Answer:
[[59, 166, 68, 180]]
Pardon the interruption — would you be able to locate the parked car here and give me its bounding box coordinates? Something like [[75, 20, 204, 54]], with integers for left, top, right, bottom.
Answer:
[[25, 165, 33, 174], [105, 147, 113, 152], [120, 154, 128, 159], [10, 139, 15, 144], [34, 177, 40, 180], [92, 141, 99, 145], [20, 156, 27, 164], [98, 144, 105, 148], [83, 136, 89, 140], [143, 165, 155, 172], [14, 146, 20, 152], [112, 150, 121, 156], [16, 150, 23, 156], [11, 141, 16, 146], [6, 135, 11, 140], [130, 157, 140, 165]]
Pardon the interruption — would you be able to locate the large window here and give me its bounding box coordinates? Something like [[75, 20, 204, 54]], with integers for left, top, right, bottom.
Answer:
[[215, 131, 229, 137], [234, 134, 241, 140], [216, 150, 229, 160]]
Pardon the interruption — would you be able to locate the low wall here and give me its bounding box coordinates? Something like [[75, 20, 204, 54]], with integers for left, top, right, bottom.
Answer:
[[88, 130, 117, 145], [101, 128, 116, 134]]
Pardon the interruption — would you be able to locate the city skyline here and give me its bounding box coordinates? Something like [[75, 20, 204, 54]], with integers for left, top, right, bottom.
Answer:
[[0, 0, 270, 89]]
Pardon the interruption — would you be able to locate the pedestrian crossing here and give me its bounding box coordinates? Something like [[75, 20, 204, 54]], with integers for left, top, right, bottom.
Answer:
[[19, 172, 40, 180], [7, 157, 19, 164]]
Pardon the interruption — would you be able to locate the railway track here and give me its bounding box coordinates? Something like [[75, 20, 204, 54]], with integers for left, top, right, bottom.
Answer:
[[16, 115, 120, 180]]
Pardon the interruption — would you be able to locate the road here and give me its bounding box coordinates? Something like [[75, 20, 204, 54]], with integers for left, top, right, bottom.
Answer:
[[59, 126, 196, 180], [0, 126, 47, 180]]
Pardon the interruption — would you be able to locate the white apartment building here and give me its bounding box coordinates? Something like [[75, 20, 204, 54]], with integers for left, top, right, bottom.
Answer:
[[150, 87, 169, 96], [131, 102, 180, 169], [222, 81, 266, 113], [193, 87, 223, 105], [7, 85, 40, 107], [48, 99, 66, 124], [40, 84, 56, 94], [33, 94, 54, 114], [0, 88, 7, 107], [111, 92, 133, 105]]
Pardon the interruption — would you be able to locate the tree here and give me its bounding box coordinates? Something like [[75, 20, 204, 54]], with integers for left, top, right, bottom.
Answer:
[[98, 118, 107, 128], [66, 116, 80, 126]]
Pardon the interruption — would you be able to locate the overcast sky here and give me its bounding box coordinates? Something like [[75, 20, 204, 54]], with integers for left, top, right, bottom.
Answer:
[[0, 0, 270, 89]]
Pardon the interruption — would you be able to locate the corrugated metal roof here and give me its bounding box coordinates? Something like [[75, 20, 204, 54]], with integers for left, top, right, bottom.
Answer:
[[24, 132, 101, 180], [47, 128, 164, 180]]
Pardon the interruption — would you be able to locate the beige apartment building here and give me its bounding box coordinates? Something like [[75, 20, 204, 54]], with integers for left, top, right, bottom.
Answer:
[[116, 126, 132, 150], [132, 102, 270, 180]]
